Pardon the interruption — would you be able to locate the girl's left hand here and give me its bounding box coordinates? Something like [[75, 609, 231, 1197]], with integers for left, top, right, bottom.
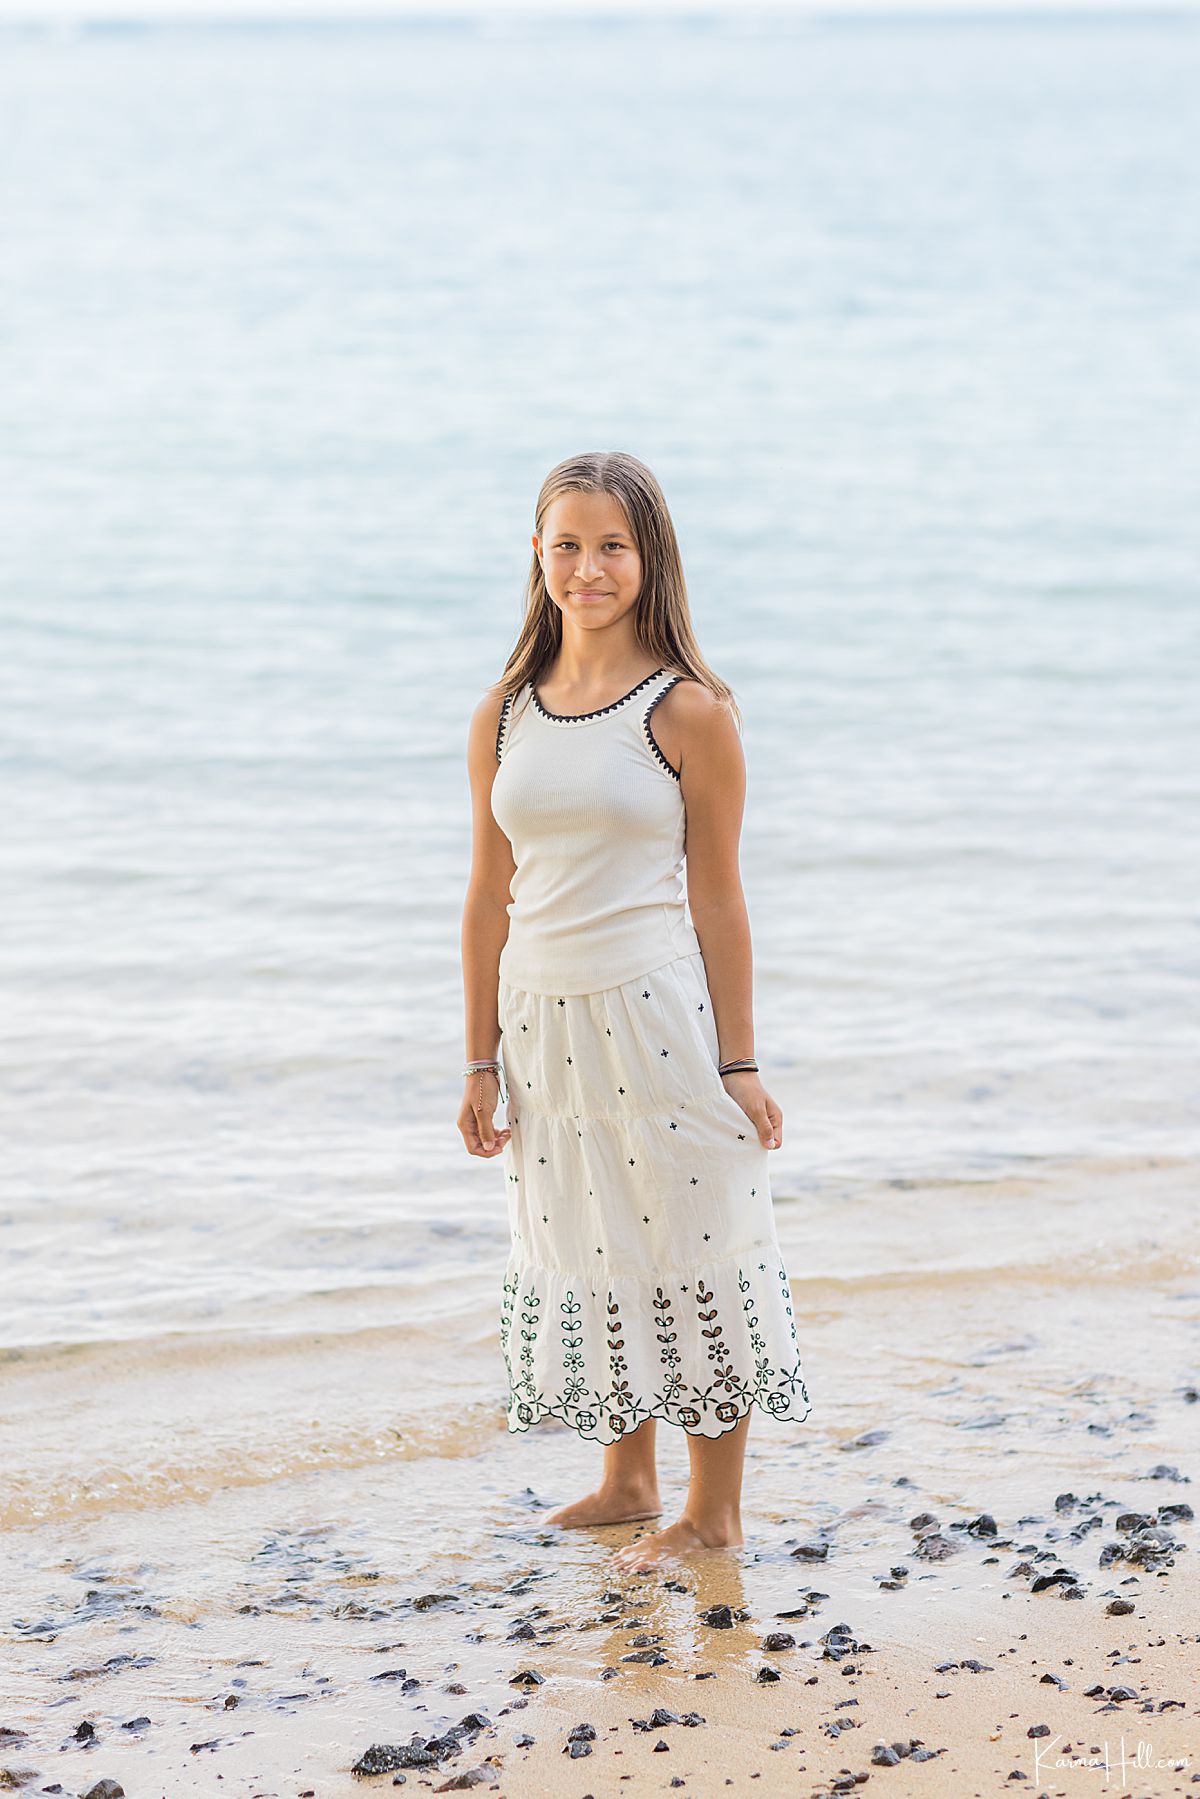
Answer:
[[720, 1071, 782, 1149]]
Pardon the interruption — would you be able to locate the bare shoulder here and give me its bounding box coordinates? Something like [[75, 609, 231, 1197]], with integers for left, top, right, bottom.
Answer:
[[467, 685, 514, 770], [652, 675, 740, 778], [658, 675, 732, 724], [658, 675, 740, 745]]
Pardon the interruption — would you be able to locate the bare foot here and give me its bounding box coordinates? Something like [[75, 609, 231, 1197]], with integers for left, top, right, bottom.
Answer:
[[545, 1486, 663, 1529], [611, 1513, 743, 1571]]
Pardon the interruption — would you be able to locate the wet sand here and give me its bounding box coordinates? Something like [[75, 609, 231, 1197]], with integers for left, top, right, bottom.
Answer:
[[3, 1261, 1198, 1798]]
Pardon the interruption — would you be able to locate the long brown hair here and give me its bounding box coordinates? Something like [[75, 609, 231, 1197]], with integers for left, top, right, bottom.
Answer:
[[489, 451, 742, 732]]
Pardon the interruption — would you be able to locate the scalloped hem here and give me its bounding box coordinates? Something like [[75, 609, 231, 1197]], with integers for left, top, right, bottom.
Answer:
[[503, 1387, 813, 1446]]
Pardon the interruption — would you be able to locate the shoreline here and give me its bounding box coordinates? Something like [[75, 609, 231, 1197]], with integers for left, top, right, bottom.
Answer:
[[3, 1297, 1197, 1797]]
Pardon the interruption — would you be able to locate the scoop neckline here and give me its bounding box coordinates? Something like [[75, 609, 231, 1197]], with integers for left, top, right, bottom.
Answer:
[[530, 665, 668, 722]]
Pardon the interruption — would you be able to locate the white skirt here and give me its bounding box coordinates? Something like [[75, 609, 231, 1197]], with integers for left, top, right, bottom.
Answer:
[[497, 950, 812, 1444]]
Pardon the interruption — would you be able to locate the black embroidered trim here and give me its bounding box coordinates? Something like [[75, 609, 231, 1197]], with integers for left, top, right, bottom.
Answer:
[[643, 675, 683, 780], [495, 690, 515, 763], [531, 666, 667, 723], [499, 1259, 812, 1440]]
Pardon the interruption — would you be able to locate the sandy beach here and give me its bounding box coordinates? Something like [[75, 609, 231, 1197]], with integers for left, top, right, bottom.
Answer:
[[4, 1221, 1198, 1798]]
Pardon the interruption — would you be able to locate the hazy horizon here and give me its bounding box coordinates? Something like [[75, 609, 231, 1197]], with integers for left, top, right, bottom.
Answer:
[[0, 0, 1182, 19]]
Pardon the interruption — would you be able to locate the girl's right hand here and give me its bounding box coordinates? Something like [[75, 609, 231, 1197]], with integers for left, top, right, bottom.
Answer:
[[458, 1071, 512, 1157]]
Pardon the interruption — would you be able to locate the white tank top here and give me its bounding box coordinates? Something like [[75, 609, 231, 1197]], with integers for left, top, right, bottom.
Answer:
[[490, 665, 702, 995]]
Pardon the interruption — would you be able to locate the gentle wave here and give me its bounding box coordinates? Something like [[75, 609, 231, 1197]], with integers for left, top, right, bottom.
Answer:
[[2, 1226, 1195, 1368], [795, 1244, 1200, 1298], [0, 1399, 509, 1532]]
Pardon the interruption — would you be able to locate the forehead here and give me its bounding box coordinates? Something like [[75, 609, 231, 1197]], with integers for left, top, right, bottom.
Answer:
[[543, 490, 634, 537]]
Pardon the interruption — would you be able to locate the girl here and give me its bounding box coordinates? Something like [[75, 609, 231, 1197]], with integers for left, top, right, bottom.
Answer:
[[459, 451, 811, 1571]]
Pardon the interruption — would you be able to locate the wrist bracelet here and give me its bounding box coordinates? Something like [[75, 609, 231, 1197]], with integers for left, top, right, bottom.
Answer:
[[463, 1059, 508, 1108], [719, 1058, 759, 1075]]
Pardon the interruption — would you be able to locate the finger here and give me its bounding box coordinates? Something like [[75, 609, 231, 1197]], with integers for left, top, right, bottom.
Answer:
[[759, 1105, 777, 1150], [766, 1098, 782, 1149], [474, 1114, 513, 1155]]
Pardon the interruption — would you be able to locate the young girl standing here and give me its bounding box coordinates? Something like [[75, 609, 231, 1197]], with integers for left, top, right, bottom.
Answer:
[[459, 451, 811, 1571]]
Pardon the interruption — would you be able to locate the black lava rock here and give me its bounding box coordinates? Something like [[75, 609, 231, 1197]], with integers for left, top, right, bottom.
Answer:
[[1030, 1567, 1079, 1593], [351, 1742, 437, 1776], [912, 1533, 959, 1562], [699, 1604, 734, 1628]]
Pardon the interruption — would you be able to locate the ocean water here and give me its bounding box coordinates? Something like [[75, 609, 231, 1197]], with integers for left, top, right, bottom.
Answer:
[[1, 10, 1198, 1537]]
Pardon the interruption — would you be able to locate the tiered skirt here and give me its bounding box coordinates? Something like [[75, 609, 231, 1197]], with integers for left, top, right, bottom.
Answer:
[[497, 950, 812, 1444]]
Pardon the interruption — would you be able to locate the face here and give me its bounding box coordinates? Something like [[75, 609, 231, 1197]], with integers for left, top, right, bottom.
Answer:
[[533, 490, 643, 631]]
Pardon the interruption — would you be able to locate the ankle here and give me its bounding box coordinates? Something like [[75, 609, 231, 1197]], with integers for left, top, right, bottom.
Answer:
[[601, 1472, 659, 1502], [679, 1507, 741, 1543]]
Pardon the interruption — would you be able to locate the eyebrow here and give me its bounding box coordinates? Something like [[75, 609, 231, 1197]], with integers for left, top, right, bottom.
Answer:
[[551, 530, 631, 538]]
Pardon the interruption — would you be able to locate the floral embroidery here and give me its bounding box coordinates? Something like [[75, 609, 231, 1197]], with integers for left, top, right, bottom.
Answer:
[[600, 1291, 648, 1434], [495, 956, 812, 1444], [513, 1287, 541, 1426], [501, 1263, 812, 1442], [499, 1271, 517, 1361]]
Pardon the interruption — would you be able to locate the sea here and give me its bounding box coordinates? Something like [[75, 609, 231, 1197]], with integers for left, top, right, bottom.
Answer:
[[1, 9, 1198, 1789]]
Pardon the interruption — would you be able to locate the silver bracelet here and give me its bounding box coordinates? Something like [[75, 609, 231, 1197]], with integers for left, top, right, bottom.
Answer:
[[463, 1059, 508, 1107]]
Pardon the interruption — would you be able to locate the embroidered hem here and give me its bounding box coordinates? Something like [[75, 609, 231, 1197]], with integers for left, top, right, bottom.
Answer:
[[499, 1252, 813, 1445]]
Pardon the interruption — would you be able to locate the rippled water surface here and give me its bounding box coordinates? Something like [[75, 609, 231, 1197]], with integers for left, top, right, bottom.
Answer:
[[1, 11, 1197, 1545]]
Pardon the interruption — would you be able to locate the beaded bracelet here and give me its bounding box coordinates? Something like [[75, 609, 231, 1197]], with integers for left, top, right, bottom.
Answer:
[[463, 1058, 508, 1109]]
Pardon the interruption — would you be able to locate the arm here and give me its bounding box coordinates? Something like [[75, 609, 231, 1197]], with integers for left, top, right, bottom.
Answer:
[[656, 681, 782, 1152], [459, 690, 518, 1156]]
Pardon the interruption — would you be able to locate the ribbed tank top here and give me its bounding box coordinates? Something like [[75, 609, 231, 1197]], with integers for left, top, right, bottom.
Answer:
[[490, 665, 702, 996]]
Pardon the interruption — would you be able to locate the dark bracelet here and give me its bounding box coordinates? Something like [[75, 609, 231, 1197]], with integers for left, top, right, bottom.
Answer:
[[719, 1058, 759, 1075]]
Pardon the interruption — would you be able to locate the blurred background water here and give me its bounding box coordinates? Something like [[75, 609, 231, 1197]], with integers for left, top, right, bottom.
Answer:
[[1, 10, 1198, 1524]]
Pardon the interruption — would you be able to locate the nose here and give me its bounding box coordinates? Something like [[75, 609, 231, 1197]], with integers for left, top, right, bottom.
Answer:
[[575, 548, 605, 581]]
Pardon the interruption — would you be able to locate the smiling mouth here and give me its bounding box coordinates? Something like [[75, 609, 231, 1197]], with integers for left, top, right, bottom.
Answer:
[[572, 590, 614, 597]]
